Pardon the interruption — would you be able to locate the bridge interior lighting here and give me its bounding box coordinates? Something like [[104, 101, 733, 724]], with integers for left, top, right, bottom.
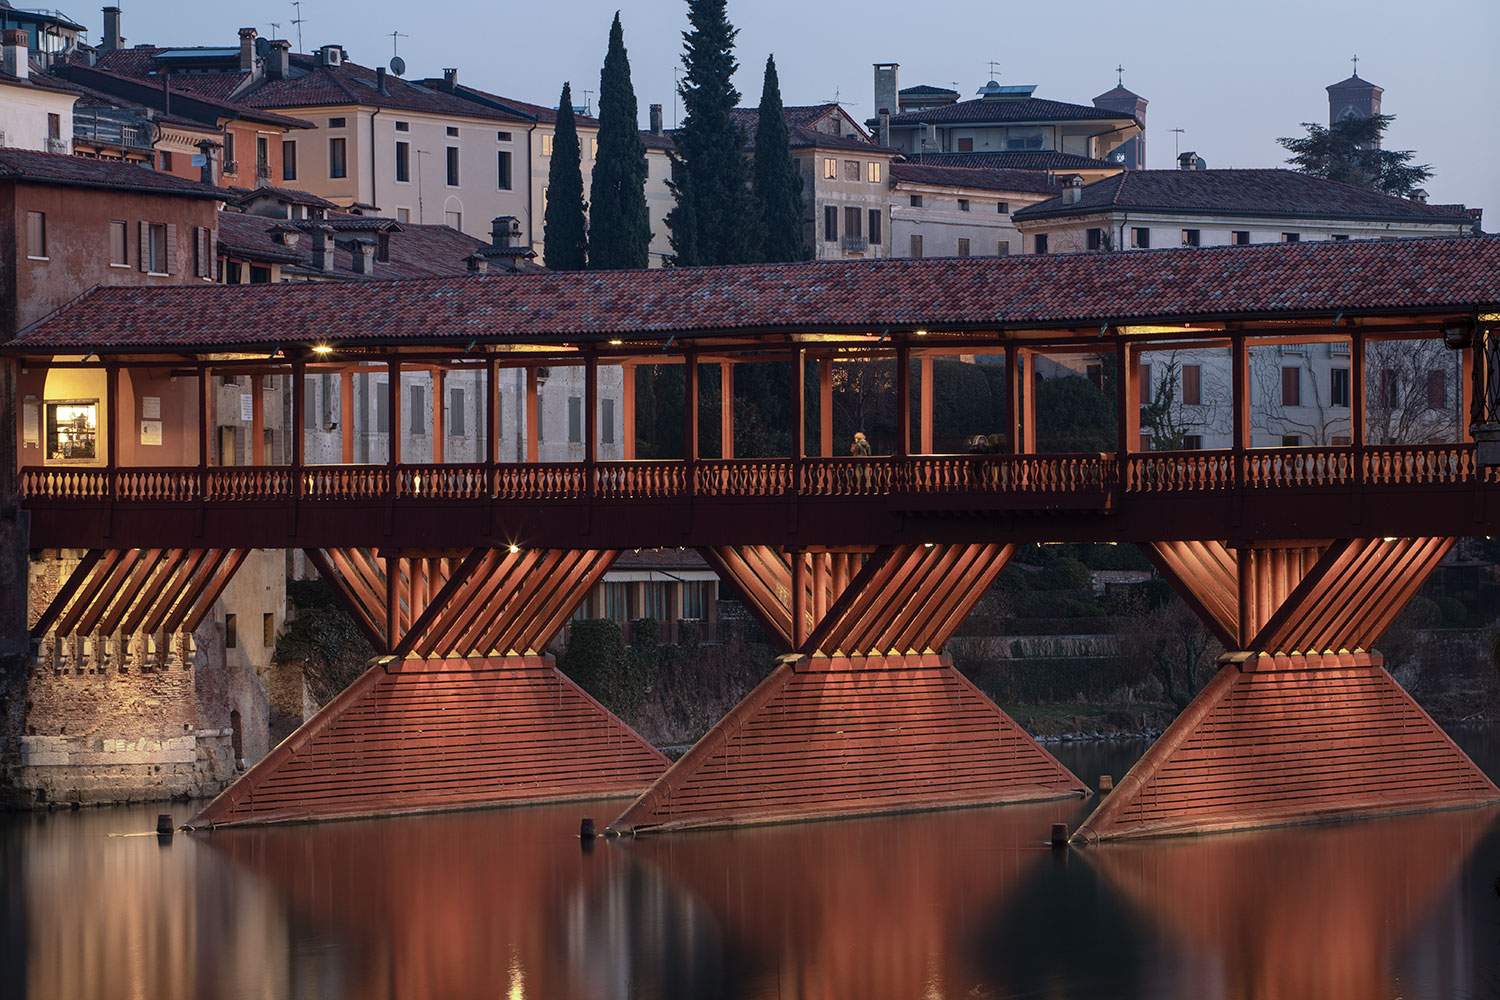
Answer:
[[312, 344, 334, 356], [1381, 537, 1400, 542], [609, 339, 624, 346], [507, 543, 520, 554], [923, 542, 935, 548], [914, 329, 929, 336]]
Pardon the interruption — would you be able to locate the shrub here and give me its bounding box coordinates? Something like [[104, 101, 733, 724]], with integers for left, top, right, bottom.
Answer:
[[1435, 596, 1469, 627]]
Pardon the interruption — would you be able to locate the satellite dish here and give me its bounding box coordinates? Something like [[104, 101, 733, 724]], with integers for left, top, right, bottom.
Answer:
[[254, 36, 270, 59], [389, 55, 406, 77]]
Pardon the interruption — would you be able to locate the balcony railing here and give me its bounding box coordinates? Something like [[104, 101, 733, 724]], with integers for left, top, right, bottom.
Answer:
[[17, 444, 1487, 505]]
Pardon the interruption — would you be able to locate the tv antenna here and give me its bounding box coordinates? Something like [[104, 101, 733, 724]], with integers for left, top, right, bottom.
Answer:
[[582, 88, 594, 115], [390, 30, 408, 57], [987, 60, 1002, 81], [264, 21, 281, 40], [1171, 128, 1186, 158], [290, 1, 306, 52]]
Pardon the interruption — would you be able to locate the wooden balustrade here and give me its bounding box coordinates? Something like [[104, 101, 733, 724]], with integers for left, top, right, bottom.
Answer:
[[15, 443, 1485, 505]]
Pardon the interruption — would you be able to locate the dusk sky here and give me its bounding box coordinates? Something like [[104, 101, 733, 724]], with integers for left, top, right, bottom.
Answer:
[[102, 0, 1499, 211]]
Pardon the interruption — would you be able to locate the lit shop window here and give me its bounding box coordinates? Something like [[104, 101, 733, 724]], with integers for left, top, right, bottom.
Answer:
[[47, 400, 99, 460]]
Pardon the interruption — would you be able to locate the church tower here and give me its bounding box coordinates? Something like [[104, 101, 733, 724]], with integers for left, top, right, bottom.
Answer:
[[1327, 61, 1383, 132], [1093, 68, 1147, 169]]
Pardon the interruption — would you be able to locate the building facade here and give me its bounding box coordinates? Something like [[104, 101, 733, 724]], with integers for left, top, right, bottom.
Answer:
[[889, 162, 1060, 258]]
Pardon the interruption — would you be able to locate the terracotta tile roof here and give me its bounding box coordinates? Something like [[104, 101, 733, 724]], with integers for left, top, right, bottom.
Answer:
[[726, 108, 894, 155], [888, 97, 1136, 126], [236, 58, 549, 124], [56, 63, 315, 129], [899, 85, 959, 97], [890, 163, 1061, 195], [640, 131, 675, 151], [414, 80, 599, 127], [0, 61, 81, 95], [217, 211, 492, 278], [215, 211, 305, 263], [900, 150, 1122, 172], [1012, 169, 1476, 225], [13, 236, 1499, 352], [232, 185, 339, 210], [611, 548, 712, 571], [0, 148, 225, 199]]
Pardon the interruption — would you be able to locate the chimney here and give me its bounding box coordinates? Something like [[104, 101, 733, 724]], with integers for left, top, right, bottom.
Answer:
[[238, 27, 256, 72], [266, 39, 290, 80], [1062, 174, 1084, 204], [195, 139, 218, 185], [2, 29, 28, 80], [309, 224, 335, 272], [270, 225, 300, 249], [350, 237, 376, 275], [873, 62, 899, 120], [878, 109, 891, 147], [375, 65, 387, 94], [442, 67, 458, 91], [101, 6, 123, 52], [1409, 188, 1429, 204], [649, 103, 663, 136], [466, 254, 489, 274], [491, 216, 520, 248]]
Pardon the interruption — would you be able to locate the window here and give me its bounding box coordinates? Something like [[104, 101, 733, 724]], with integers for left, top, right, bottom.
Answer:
[[1332, 434, 1352, 445], [997, 241, 1009, 256], [263, 613, 275, 648], [910, 234, 923, 258], [1281, 366, 1300, 406], [957, 238, 970, 257], [497, 130, 511, 141], [143, 221, 169, 273], [1086, 228, 1103, 250], [375, 382, 389, 432], [409, 384, 426, 434], [1131, 227, 1150, 249], [843, 205, 861, 240], [1232, 230, 1251, 245], [1331, 234, 1349, 241], [395, 141, 410, 182], [1181, 228, 1200, 247], [223, 133, 236, 172], [256, 136, 268, 172], [395, 121, 409, 132], [159, 150, 173, 172], [26, 211, 46, 258], [867, 161, 881, 183], [957, 198, 970, 212], [109, 220, 128, 266], [1139, 363, 1152, 404], [603, 582, 630, 621], [446, 387, 465, 436], [1282, 232, 1300, 243], [446, 146, 459, 186], [329, 137, 347, 178], [1379, 369, 1399, 408], [956, 137, 974, 152], [377, 232, 390, 261], [445, 210, 462, 231], [843, 160, 860, 181], [225, 614, 237, 649], [602, 398, 615, 444], [283, 140, 297, 180], [567, 396, 582, 442], [1426, 370, 1446, 409], [996, 202, 1009, 214], [44, 400, 98, 460], [396, 207, 410, 223], [1182, 364, 1201, 406], [47, 112, 60, 140], [1183, 435, 1203, 450], [824, 205, 838, 242], [328, 117, 347, 128], [541, 133, 554, 156], [1033, 233, 1048, 254], [868, 209, 881, 245], [497, 150, 512, 190], [909, 194, 923, 207], [1282, 434, 1302, 447], [682, 581, 707, 620], [194, 226, 213, 278], [446, 126, 459, 137], [823, 158, 836, 179], [1330, 368, 1350, 407]]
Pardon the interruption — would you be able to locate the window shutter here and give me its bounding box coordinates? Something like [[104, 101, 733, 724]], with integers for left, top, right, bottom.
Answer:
[[138, 221, 149, 272], [208, 229, 218, 281], [165, 223, 179, 274], [196, 227, 209, 278]]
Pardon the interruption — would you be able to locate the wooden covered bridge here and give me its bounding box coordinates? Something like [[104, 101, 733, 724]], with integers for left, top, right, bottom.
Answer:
[[10, 236, 1500, 839]]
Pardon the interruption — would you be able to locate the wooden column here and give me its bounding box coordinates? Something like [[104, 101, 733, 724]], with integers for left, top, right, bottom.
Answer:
[[250, 374, 264, 465], [918, 354, 934, 455], [621, 362, 636, 460], [1015, 348, 1037, 453], [818, 357, 833, 457], [340, 370, 355, 464], [387, 360, 401, 468], [684, 353, 699, 462], [384, 551, 400, 652], [719, 360, 734, 459], [431, 368, 445, 464], [895, 343, 911, 458], [792, 349, 806, 489], [1351, 330, 1366, 450], [584, 353, 598, 466], [1456, 340, 1473, 442], [1116, 341, 1138, 459], [105, 362, 119, 473], [485, 359, 499, 467], [790, 548, 808, 649], [1231, 334, 1250, 453], [292, 361, 306, 488], [1004, 344, 1020, 454], [524, 366, 539, 463], [197, 367, 210, 471]]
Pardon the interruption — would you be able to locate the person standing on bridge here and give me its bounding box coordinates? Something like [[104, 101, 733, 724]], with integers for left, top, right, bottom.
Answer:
[[849, 431, 872, 490]]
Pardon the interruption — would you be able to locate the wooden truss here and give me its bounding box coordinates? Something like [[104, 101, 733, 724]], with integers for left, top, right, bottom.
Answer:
[[304, 547, 617, 658], [31, 548, 249, 642]]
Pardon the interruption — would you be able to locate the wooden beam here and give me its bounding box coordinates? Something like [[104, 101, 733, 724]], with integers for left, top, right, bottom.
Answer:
[[895, 344, 911, 458], [485, 358, 499, 467], [340, 370, 355, 464], [431, 367, 445, 464], [525, 366, 539, 463], [818, 357, 833, 457], [918, 354, 934, 455], [30, 549, 103, 638], [585, 353, 598, 466], [387, 360, 401, 467], [719, 361, 733, 460], [250, 375, 264, 466], [621, 361, 636, 460], [684, 352, 699, 462]]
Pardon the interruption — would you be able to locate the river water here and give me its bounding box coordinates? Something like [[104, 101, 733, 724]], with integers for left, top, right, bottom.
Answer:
[[3, 729, 1498, 1000]]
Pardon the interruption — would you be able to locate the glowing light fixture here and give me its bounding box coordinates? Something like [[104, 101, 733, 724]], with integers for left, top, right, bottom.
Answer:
[[608, 339, 624, 346], [312, 344, 334, 356], [507, 543, 521, 554]]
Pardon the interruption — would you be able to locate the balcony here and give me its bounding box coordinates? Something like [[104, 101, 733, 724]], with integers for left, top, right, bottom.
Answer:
[[256, 162, 271, 179], [841, 235, 869, 254], [73, 113, 156, 153]]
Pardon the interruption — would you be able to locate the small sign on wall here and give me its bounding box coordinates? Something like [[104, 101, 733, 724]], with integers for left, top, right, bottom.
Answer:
[[240, 394, 254, 421], [142, 396, 161, 419], [23, 399, 39, 447], [140, 420, 162, 446]]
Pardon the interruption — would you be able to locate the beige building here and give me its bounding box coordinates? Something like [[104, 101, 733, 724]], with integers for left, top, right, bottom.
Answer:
[[889, 162, 1062, 258]]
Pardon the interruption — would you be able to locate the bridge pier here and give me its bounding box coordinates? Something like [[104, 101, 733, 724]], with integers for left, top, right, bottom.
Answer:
[[608, 543, 1088, 835], [1075, 536, 1500, 842], [188, 547, 668, 827]]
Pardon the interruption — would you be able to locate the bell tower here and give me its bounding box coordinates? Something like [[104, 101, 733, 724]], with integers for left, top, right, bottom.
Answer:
[[1327, 57, 1383, 134]]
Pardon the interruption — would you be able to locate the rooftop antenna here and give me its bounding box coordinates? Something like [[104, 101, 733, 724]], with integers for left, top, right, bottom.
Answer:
[[673, 65, 683, 128], [582, 88, 594, 115], [388, 30, 409, 76], [290, 1, 306, 52], [1171, 127, 1186, 158], [265, 21, 281, 40], [987, 60, 1002, 82]]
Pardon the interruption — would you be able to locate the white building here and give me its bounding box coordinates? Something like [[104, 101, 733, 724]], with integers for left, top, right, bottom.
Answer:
[[0, 29, 75, 152], [888, 162, 1061, 258]]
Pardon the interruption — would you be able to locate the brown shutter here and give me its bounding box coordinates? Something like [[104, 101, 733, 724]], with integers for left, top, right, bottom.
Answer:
[[194, 227, 206, 278], [165, 222, 179, 274], [209, 229, 219, 282], [138, 221, 149, 272]]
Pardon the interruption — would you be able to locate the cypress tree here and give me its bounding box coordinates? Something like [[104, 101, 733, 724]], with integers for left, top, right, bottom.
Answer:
[[665, 0, 757, 266], [589, 13, 652, 269], [753, 55, 808, 262], [543, 81, 588, 270]]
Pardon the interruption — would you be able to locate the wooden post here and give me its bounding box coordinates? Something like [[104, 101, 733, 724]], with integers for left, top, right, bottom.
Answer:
[[1351, 329, 1366, 451], [684, 353, 699, 462], [585, 353, 598, 466], [525, 366, 539, 463], [818, 356, 833, 457], [918, 353, 934, 455], [485, 359, 499, 467], [790, 548, 807, 649], [1004, 344, 1020, 454], [1456, 339, 1473, 443], [384, 551, 399, 653], [431, 367, 445, 464], [387, 360, 401, 468], [792, 349, 806, 490], [895, 343, 911, 458], [1018, 348, 1037, 453], [1237, 546, 1254, 646], [1231, 333, 1250, 453], [197, 367, 210, 471], [105, 361, 119, 474], [250, 374, 264, 465], [292, 361, 305, 493], [1116, 341, 1138, 462], [621, 361, 636, 461], [340, 370, 354, 464], [720, 360, 734, 460]]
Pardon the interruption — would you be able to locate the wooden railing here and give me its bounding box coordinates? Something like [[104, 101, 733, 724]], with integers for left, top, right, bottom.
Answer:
[[16, 444, 1486, 504]]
